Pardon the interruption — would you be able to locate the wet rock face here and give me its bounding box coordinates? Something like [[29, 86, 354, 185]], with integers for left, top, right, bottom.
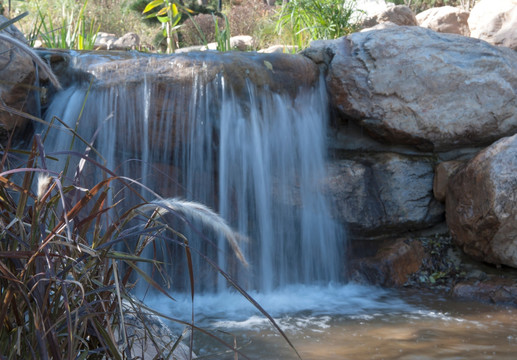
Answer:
[[54, 50, 320, 156], [326, 152, 443, 238], [86, 51, 319, 98], [321, 26, 517, 151], [349, 238, 426, 287], [452, 277, 517, 306], [446, 134, 517, 268], [0, 15, 38, 145]]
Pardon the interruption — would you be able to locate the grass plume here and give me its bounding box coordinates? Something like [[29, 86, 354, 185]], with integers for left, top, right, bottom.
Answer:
[[142, 197, 249, 267]]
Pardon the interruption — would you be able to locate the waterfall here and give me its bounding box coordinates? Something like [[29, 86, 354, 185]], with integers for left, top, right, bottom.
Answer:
[[42, 53, 344, 293]]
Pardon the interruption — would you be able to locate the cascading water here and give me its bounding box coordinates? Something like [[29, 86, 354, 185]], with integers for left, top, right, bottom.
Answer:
[[42, 51, 344, 294]]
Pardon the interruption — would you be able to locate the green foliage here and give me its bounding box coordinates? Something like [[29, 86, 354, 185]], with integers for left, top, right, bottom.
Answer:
[[385, 0, 405, 4], [143, 0, 193, 53], [130, 0, 158, 24], [276, 0, 359, 50], [385, 0, 443, 12], [213, 13, 231, 51], [30, 0, 99, 50], [184, 1, 220, 16]]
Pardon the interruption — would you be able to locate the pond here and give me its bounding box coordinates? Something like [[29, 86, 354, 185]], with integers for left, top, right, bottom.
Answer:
[[147, 283, 517, 359]]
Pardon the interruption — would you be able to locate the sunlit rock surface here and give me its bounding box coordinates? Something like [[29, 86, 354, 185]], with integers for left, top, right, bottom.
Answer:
[[416, 6, 470, 36], [308, 26, 517, 151], [468, 0, 517, 51], [360, 5, 418, 29], [446, 134, 517, 268]]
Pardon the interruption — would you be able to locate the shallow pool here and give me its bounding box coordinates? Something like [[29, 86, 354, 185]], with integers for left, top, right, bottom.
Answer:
[[146, 284, 517, 359]]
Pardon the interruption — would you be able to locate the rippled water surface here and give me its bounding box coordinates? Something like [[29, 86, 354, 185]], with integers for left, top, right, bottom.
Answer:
[[146, 284, 517, 360]]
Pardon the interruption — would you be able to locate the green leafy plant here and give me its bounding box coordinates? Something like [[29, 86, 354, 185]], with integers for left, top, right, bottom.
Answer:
[[35, 0, 99, 50], [213, 13, 231, 51], [276, 0, 359, 49], [143, 0, 193, 53]]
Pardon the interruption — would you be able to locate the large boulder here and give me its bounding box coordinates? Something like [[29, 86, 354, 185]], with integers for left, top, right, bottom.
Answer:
[[0, 15, 38, 145], [416, 6, 470, 36], [310, 26, 517, 151], [325, 152, 443, 238], [468, 0, 517, 51], [446, 134, 517, 268]]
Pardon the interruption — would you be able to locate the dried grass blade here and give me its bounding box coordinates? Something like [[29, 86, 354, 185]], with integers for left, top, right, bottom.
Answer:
[[15, 141, 37, 220], [123, 261, 175, 301]]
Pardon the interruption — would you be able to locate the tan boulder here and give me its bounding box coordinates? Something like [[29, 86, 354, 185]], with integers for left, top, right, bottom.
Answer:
[[361, 5, 418, 28], [417, 6, 470, 36], [446, 134, 517, 268], [468, 0, 517, 50], [111, 32, 140, 50], [93, 32, 117, 50], [87, 51, 318, 98]]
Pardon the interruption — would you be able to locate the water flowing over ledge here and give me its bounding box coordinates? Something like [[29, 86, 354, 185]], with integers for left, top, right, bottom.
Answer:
[[42, 50, 345, 293]]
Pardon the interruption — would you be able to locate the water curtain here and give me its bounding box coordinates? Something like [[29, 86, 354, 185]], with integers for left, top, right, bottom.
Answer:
[[43, 51, 344, 293]]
